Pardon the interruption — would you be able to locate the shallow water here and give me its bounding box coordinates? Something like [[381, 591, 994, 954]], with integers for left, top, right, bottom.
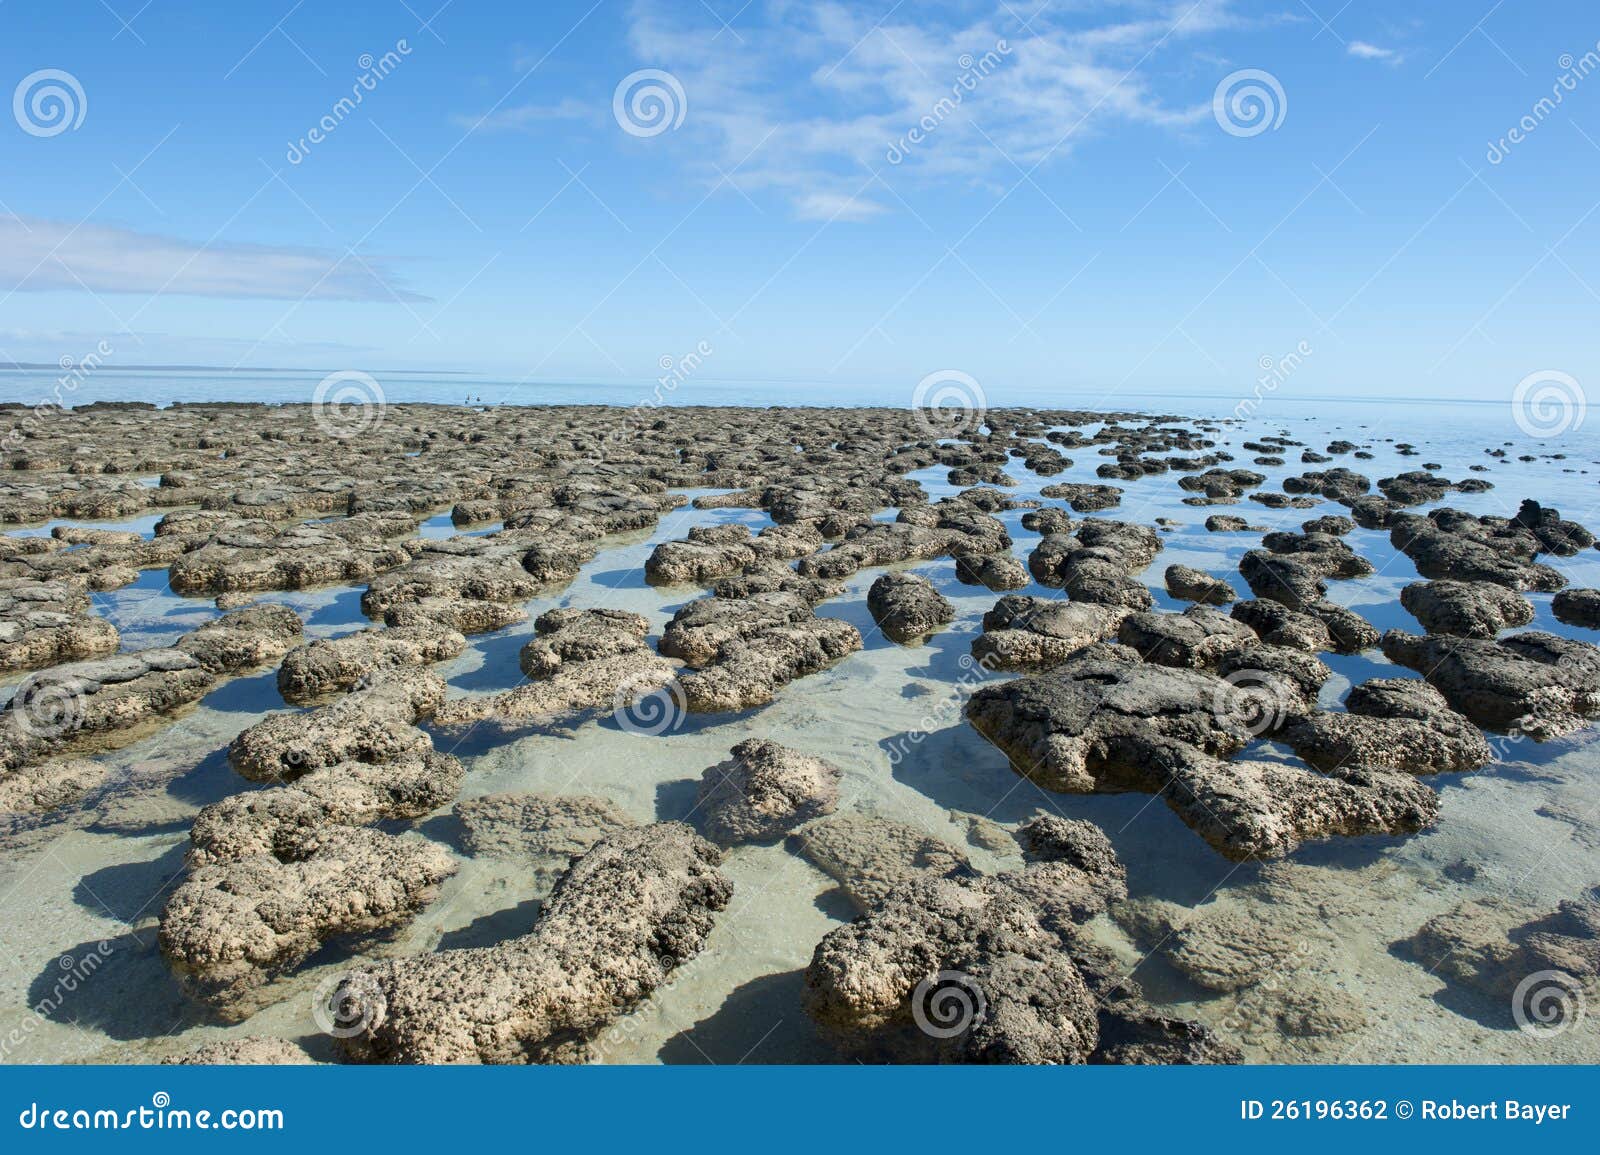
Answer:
[[0, 390, 1596, 1065]]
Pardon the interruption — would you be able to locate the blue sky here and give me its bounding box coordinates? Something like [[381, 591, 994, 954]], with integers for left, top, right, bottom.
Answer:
[[0, 0, 1597, 400]]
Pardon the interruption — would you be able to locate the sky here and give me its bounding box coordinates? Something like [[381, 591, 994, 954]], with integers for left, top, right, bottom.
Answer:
[[0, 0, 1597, 402]]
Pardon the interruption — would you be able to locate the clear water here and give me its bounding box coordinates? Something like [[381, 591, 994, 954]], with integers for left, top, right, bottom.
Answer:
[[0, 374, 1595, 1064]]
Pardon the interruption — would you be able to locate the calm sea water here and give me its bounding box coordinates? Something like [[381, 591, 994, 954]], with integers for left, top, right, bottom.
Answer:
[[0, 366, 1574, 438]]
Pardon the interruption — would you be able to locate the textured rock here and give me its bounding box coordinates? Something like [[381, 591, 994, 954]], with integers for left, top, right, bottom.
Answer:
[[160, 826, 458, 1019], [804, 876, 1100, 1063], [163, 1037, 317, 1065], [867, 572, 954, 643], [971, 596, 1130, 671], [795, 813, 975, 912], [187, 752, 465, 868], [1402, 889, 1599, 1002], [229, 670, 446, 782], [966, 647, 1436, 859], [278, 621, 465, 703], [334, 823, 731, 1064], [674, 611, 861, 714], [1278, 679, 1492, 775], [1381, 630, 1600, 738], [695, 739, 841, 846], [1400, 580, 1534, 638], [0, 579, 119, 672], [1165, 564, 1237, 606], [1116, 607, 1259, 669], [1029, 521, 1161, 608], [952, 551, 1030, 591], [518, 608, 649, 678], [456, 792, 637, 860], [1390, 510, 1566, 591], [1552, 588, 1600, 629], [0, 757, 116, 815]]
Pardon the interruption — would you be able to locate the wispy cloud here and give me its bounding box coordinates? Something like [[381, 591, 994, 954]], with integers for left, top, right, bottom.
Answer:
[[455, 97, 599, 133], [0, 216, 427, 302], [616, 0, 1240, 220], [1348, 40, 1403, 64]]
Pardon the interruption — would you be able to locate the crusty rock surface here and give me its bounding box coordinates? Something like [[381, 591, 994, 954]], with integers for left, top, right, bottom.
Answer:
[[795, 813, 975, 912], [1400, 580, 1535, 639], [0, 757, 116, 815], [1390, 510, 1567, 591], [1116, 607, 1259, 669], [456, 792, 637, 860], [1402, 888, 1599, 1002], [160, 826, 458, 1019], [971, 594, 1130, 671], [867, 572, 954, 643], [1029, 520, 1161, 608], [0, 579, 119, 672], [187, 751, 466, 868], [518, 607, 649, 678], [277, 621, 465, 703], [1381, 629, 1600, 738], [1552, 588, 1600, 629], [229, 670, 446, 782], [966, 646, 1436, 859], [695, 739, 841, 846], [1164, 564, 1237, 606], [333, 823, 731, 1064], [1277, 678, 1492, 775], [673, 608, 861, 714], [803, 875, 1100, 1063]]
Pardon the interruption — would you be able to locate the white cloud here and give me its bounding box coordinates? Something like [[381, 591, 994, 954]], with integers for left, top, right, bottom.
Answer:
[[1348, 41, 1402, 64], [793, 191, 887, 222], [0, 216, 427, 302], [619, 0, 1239, 220], [455, 97, 598, 133]]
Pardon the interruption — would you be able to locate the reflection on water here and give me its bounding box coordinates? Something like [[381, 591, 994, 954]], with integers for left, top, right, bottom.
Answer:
[[1, 401, 1597, 1065]]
